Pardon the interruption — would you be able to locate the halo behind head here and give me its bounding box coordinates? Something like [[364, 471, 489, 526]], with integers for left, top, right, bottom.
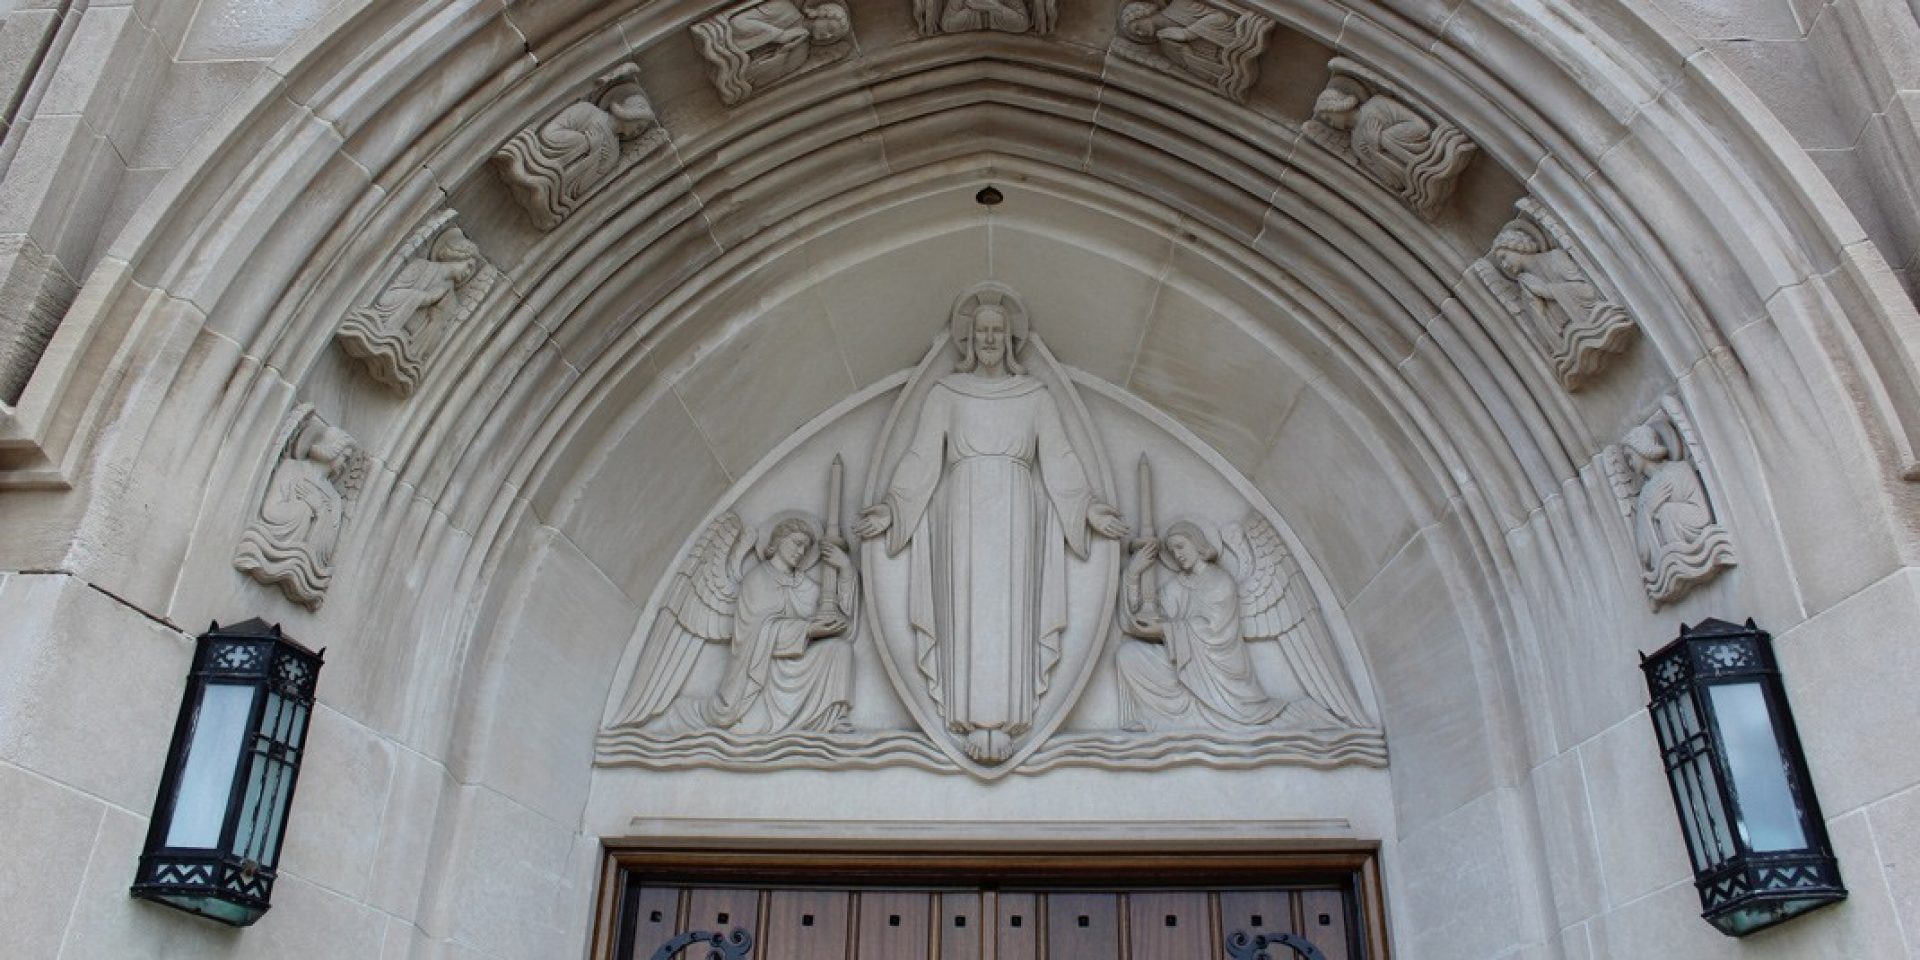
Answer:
[[759, 510, 825, 567], [950, 281, 1032, 371]]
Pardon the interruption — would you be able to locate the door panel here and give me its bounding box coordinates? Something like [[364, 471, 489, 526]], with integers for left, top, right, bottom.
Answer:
[[617, 880, 1368, 960], [853, 890, 933, 959], [761, 890, 851, 960], [1126, 891, 1212, 960], [939, 892, 982, 959], [995, 892, 1041, 960], [1046, 892, 1121, 959]]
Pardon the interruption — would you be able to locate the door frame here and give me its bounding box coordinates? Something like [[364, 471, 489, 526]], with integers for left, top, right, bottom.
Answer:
[[590, 825, 1390, 960]]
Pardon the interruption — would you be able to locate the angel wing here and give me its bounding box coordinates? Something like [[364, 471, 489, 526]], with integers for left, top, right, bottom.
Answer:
[[1658, 395, 1704, 468], [1222, 512, 1370, 727], [1472, 258, 1527, 315], [1602, 442, 1640, 527], [610, 512, 750, 726]]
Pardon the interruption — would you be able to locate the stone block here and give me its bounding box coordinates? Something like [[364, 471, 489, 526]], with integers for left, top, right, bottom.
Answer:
[[1529, 749, 1607, 926], [368, 748, 455, 922], [1581, 712, 1693, 907], [1346, 530, 1496, 831], [1252, 388, 1422, 604], [0, 763, 105, 960], [555, 392, 732, 603], [1127, 278, 1308, 476], [1391, 789, 1537, 960], [460, 530, 637, 824], [128, 58, 267, 169], [1775, 569, 1920, 816], [431, 786, 581, 960], [276, 706, 395, 901], [0, 573, 191, 813], [178, 0, 340, 62], [673, 295, 858, 480], [811, 215, 990, 386]]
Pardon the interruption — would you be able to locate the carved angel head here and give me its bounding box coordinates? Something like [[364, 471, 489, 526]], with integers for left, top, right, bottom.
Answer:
[[759, 511, 824, 569], [806, 2, 853, 43], [1162, 520, 1218, 572], [1490, 221, 1545, 264], [1312, 76, 1367, 129], [1118, 1, 1163, 41], [1622, 423, 1670, 468]]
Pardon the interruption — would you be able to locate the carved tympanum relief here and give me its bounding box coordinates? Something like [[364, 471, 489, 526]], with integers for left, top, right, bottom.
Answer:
[[1119, 458, 1370, 733], [1307, 57, 1477, 220], [1474, 199, 1639, 390], [492, 64, 667, 231], [693, 0, 854, 106], [914, 0, 1054, 34], [1605, 396, 1736, 606], [233, 405, 368, 609], [334, 211, 499, 395], [611, 463, 859, 736], [597, 282, 1384, 779], [1112, 0, 1274, 103]]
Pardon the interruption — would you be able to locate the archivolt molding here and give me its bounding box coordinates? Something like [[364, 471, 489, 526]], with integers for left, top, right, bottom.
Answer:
[[2, 0, 1915, 753]]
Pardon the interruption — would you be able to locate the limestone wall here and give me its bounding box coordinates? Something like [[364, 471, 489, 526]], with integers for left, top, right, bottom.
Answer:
[[2, 2, 1920, 959]]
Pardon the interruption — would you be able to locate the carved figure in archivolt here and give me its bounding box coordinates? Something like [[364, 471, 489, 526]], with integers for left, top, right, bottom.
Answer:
[[334, 211, 497, 395], [1114, 0, 1273, 103], [1605, 396, 1736, 606], [693, 0, 853, 106], [1474, 199, 1639, 390], [1308, 57, 1477, 220], [613, 475, 858, 735], [233, 405, 368, 610], [914, 0, 1054, 34], [492, 64, 666, 231], [1119, 459, 1368, 732], [857, 283, 1128, 767]]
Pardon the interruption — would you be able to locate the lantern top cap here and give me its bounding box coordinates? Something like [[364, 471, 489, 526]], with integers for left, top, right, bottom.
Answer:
[[1677, 617, 1763, 639], [202, 618, 322, 658]]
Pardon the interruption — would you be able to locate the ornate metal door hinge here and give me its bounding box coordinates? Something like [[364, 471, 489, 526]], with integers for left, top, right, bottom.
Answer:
[[649, 928, 753, 960], [1226, 929, 1330, 960]]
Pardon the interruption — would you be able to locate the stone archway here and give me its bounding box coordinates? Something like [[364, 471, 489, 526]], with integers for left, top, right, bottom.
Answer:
[[3, 2, 1919, 959]]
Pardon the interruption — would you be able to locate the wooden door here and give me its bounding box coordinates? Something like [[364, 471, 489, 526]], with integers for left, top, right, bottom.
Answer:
[[616, 885, 1363, 960]]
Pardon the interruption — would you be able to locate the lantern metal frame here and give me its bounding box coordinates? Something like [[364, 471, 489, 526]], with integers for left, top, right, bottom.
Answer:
[[130, 618, 324, 927], [1641, 617, 1846, 937]]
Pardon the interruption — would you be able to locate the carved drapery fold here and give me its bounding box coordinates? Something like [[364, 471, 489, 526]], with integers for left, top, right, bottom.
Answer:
[[1307, 57, 1477, 220], [1473, 198, 1639, 390], [1112, 0, 1274, 103], [693, 1, 854, 106], [492, 63, 667, 230], [233, 405, 368, 610], [1605, 396, 1737, 606], [334, 210, 499, 395], [912, 0, 1055, 35]]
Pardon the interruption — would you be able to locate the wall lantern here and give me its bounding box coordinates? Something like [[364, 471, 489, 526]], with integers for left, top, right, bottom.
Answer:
[[131, 619, 324, 926], [1641, 618, 1845, 936]]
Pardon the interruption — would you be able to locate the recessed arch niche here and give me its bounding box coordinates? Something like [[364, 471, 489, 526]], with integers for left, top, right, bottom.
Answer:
[[3, 0, 1918, 957]]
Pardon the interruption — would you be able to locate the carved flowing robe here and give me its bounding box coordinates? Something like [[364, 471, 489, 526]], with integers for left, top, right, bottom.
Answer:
[[1118, 563, 1281, 730], [1633, 460, 1717, 573], [235, 456, 346, 603], [346, 248, 475, 360], [940, 0, 1030, 32], [882, 372, 1095, 737], [1151, 1, 1241, 82], [698, 563, 851, 734]]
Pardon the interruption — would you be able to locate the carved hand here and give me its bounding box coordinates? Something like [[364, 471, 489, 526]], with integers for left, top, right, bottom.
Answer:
[[853, 503, 892, 539], [807, 613, 849, 638], [819, 540, 851, 570], [1127, 539, 1160, 573], [1088, 502, 1130, 539]]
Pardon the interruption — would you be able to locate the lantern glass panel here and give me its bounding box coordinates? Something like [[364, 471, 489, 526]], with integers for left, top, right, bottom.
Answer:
[[1707, 681, 1807, 852], [164, 682, 259, 848], [232, 692, 306, 870]]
